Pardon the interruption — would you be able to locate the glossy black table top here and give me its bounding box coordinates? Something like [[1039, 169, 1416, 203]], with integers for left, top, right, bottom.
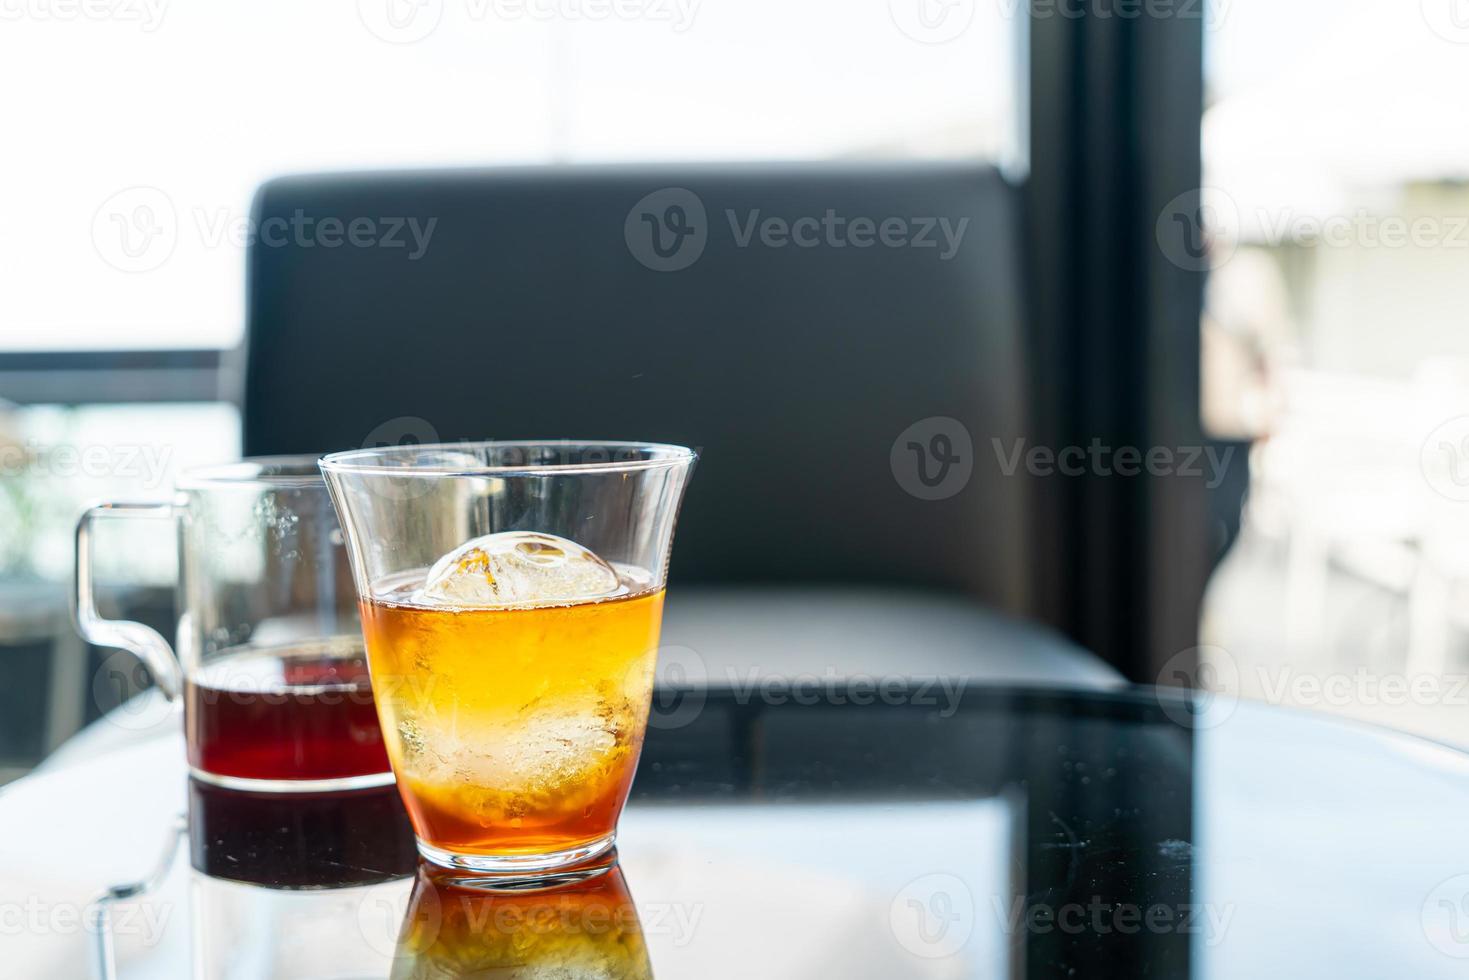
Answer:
[[4, 684, 1469, 978]]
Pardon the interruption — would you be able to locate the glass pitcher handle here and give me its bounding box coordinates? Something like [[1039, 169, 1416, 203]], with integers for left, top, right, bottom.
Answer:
[[72, 502, 183, 701]]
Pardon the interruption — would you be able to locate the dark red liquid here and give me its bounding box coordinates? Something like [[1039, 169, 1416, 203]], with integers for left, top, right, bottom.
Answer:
[[184, 641, 390, 782]]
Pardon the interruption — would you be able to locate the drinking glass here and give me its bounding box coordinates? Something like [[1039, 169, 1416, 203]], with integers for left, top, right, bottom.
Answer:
[[73, 455, 392, 791], [319, 441, 696, 875]]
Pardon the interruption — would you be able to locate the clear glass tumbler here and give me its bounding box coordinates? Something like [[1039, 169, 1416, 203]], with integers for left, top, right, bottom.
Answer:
[[319, 441, 696, 875]]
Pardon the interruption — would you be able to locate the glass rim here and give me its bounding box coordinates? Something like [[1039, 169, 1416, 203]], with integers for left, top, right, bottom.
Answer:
[[318, 440, 698, 478], [176, 454, 327, 490]]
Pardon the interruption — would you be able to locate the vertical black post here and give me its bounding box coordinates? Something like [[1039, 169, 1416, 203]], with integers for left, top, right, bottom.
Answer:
[[1026, 0, 1208, 681]]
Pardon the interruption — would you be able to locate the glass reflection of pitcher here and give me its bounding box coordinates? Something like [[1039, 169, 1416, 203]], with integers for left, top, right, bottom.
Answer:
[[188, 779, 419, 980], [391, 859, 653, 979]]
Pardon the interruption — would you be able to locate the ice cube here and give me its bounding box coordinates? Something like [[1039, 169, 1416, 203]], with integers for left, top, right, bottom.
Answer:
[[392, 700, 628, 810], [417, 531, 620, 607]]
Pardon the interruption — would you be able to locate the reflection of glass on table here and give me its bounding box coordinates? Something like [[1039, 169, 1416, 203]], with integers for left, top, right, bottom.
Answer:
[[392, 859, 652, 979]]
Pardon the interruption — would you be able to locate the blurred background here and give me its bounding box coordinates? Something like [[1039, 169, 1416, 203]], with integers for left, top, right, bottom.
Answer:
[[4, 0, 1469, 779]]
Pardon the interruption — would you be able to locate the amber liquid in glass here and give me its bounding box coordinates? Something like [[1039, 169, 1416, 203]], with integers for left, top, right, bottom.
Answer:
[[185, 640, 390, 783], [359, 578, 661, 860]]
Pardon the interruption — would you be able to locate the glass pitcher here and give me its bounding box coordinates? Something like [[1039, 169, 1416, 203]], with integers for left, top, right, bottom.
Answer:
[[74, 455, 392, 791]]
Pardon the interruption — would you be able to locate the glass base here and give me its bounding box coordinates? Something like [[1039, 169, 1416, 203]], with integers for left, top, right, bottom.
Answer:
[[188, 766, 397, 793], [416, 834, 617, 881]]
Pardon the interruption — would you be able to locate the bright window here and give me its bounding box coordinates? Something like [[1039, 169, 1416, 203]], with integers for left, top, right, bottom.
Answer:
[[0, 0, 1019, 351]]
